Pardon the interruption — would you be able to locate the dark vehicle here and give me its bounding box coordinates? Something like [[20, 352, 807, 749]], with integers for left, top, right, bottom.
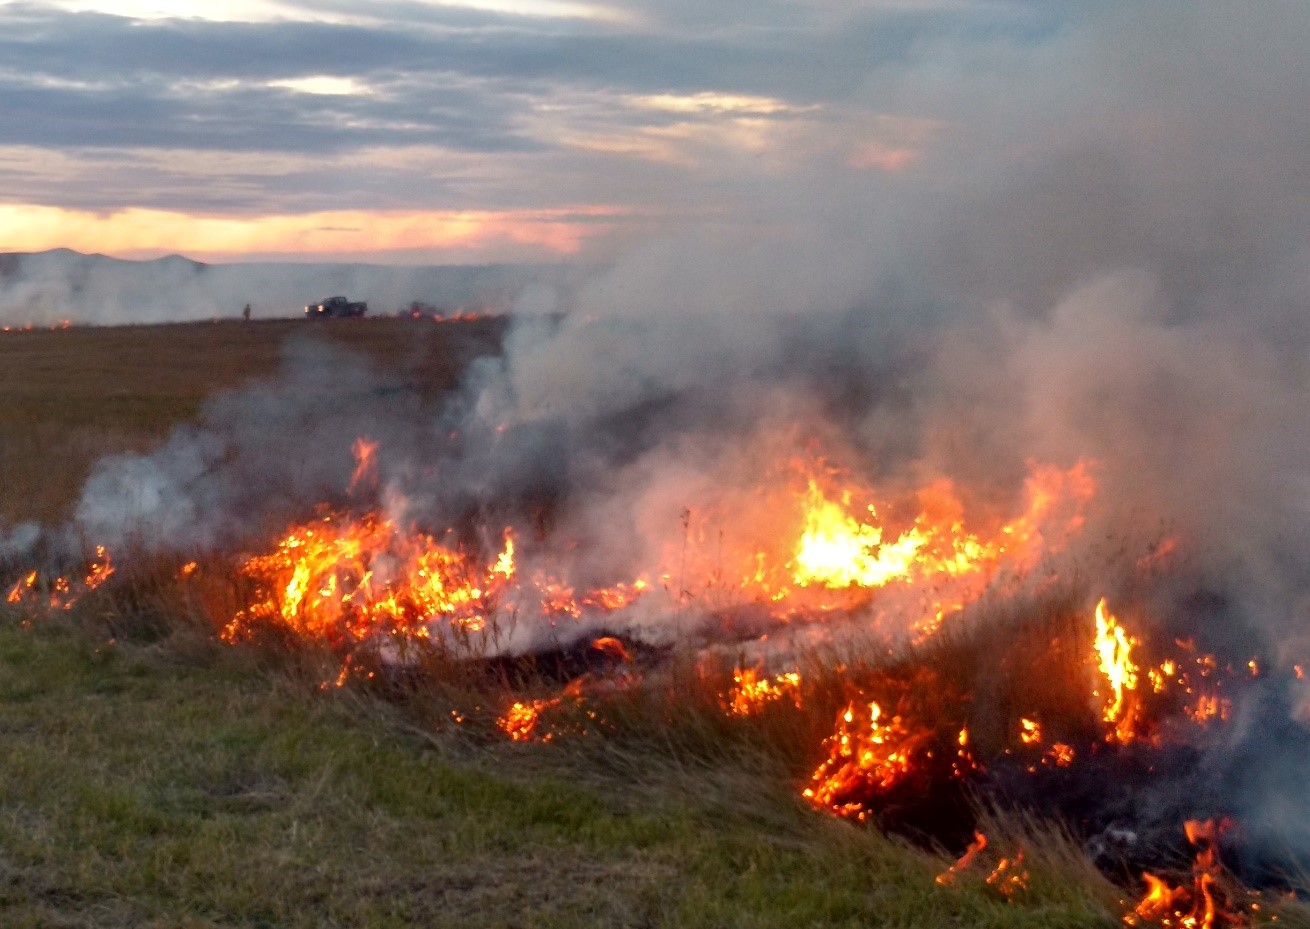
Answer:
[[305, 296, 367, 318]]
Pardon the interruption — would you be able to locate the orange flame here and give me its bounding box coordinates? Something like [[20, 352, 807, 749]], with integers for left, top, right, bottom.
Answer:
[[1125, 819, 1248, 928], [348, 436, 379, 496], [936, 831, 1029, 899], [725, 667, 803, 716], [1094, 598, 1142, 743], [4, 547, 114, 612], [222, 511, 514, 647], [936, 831, 988, 886], [802, 700, 931, 821]]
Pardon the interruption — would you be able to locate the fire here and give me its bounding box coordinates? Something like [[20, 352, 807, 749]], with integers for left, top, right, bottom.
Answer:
[[494, 677, 594, 743], [212, 436, 1102, 661], [792, 480, 929, 589], [222, 511, 515, 648], [1094, 598, 1142, 743], [986, 850, 1029, 898], [348, 436, 379, 495], [498, 698, 557, 742], [5, 571, 37, 605], [1125, 820, 1249, 928], [725, 667, 802, 716], [788, 462, 1094, 601], [802, 700, 932, 821], [935, 831, 1029, 899], [1045, 743, 1075, 767], [4, 546, 115, 612], [936, 831, 988, 885]]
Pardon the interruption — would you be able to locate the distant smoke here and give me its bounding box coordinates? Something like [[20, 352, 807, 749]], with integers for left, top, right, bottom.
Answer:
[[0, 520, 39, 562], [0, 249, 581, 326]]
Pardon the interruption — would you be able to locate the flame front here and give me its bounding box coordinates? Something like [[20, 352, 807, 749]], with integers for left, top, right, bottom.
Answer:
[[223, 511, 515, 647]]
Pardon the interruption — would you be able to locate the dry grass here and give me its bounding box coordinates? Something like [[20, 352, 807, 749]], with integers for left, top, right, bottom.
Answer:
[[2, 319, 1305, 928], [0, 317, 506, 524]]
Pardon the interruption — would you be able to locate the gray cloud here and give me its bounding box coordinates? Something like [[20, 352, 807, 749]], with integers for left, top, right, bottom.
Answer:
[[0, 0, 1049, 216]]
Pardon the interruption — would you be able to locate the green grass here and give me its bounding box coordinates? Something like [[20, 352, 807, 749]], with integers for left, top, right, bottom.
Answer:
[[0, 616, 1124, 928]]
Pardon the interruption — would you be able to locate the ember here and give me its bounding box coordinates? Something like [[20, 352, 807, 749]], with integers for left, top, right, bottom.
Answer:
[[5, 546, 115, 612]]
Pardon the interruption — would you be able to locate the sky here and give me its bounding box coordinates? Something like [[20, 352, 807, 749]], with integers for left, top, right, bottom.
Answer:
[[0, 2, 1306, 268], [0, 0, 1079, 263]]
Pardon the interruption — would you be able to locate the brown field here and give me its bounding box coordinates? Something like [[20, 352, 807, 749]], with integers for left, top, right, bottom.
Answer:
[[0, 316, 506, 525]]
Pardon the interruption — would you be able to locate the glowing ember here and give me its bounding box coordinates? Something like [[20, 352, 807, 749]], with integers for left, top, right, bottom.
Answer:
[[936, 831, 988, 885], [4, 546, 115, 612], [724, 667, 802, 716]]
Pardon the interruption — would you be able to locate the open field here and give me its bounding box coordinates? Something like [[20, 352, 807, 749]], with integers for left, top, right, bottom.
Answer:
[[0, 317, 506, 525], [2, 319, 1305, 928]]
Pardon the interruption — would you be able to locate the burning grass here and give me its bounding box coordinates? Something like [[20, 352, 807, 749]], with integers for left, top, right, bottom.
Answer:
[[7, 522, 1310, 927], [1, 611, 1136, 929], [6, 320, 1310, 928]]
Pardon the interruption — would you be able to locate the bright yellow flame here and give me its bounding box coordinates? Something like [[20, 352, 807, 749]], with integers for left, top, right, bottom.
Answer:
[[724, 667, 802, 716], [792, 481, 927, 588], [1094, 598, 1141, 743]]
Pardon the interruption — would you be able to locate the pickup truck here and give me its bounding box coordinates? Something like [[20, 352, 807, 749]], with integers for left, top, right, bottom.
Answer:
[[304, 296, 367, 318]]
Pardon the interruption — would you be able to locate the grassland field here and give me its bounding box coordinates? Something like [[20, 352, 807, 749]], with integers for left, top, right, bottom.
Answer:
[[0, 317, 1293, 928]]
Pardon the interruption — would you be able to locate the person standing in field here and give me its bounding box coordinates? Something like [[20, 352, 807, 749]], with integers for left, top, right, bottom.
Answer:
[[242, 303, 252, 321]]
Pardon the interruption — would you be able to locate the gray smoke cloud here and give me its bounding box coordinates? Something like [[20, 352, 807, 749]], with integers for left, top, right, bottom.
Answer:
[[0, 520, 40, 562]]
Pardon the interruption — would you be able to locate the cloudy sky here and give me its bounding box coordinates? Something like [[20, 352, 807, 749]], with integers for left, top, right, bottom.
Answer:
[[0, 1, 1305, 265]]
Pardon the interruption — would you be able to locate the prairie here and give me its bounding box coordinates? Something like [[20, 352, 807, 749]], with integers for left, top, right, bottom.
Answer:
[[1, 318, 1300, 928]]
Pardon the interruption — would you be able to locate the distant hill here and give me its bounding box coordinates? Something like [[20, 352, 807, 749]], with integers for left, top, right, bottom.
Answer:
[[0, 249, 583, 326]]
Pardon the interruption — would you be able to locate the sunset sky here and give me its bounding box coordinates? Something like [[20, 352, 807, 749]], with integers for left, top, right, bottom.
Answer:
[[0, 0, 1074, 263], [1, 2, 1306, 268]]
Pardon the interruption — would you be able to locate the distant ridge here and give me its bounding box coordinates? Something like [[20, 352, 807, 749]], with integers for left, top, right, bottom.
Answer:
[[0, 249, 584, 326]]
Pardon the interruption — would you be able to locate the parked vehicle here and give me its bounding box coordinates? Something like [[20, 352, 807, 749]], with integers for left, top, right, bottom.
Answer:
[[304, 296, 367, 318]]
